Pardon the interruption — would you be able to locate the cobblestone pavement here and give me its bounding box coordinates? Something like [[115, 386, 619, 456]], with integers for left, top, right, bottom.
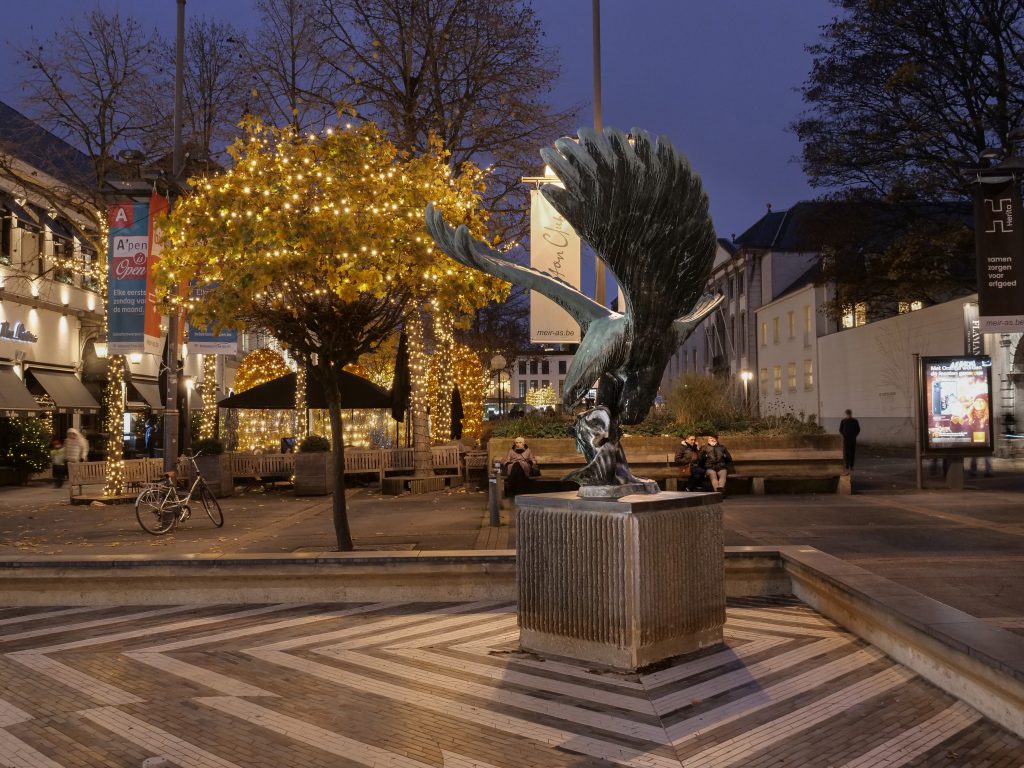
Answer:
[[0, 597, 1021, 768]]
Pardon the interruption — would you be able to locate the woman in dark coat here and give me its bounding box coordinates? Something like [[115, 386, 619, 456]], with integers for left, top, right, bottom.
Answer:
[[674, 434, 707, 491], [699, 434, 732, 494], [502, 436, 537, 495]]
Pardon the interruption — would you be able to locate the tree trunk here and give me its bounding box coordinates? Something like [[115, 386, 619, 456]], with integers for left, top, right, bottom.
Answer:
[[103, 355, 126, 496], [407, 310, 432, 476], [430, 311, 454, 443], [316, 362, 352, 551]]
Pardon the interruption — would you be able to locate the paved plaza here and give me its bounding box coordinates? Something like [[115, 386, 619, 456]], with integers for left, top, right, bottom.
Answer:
[[0, 597, 1022, 768], [1, 452, 1023, 765]]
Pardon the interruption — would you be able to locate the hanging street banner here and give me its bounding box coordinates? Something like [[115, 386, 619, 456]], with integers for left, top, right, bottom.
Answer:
[[529, 189, 581, 343], [187, 281, 238, 354], [143, 192, 169, 355], [973, 178, 1024, 332], [107, 202, 151, 355], [962, 302, 983, 356]]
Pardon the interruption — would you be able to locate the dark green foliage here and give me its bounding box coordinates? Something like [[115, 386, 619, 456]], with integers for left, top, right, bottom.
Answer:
[[299, 434, 331, 452], [0, 417, 52, 478], [192, 438, 224, 455], [489, 413, 573, 438]]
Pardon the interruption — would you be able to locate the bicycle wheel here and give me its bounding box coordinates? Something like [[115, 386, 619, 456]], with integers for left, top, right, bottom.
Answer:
[[198, 481, 224, 527], [135, 486, 178, 535]]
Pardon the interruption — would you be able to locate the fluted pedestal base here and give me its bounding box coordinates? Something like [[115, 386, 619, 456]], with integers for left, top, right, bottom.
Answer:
[[516, 491, 725, 671]]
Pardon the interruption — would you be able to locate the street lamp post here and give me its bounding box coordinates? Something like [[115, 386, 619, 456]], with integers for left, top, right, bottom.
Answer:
[[490, 354, 507, 417], [740, 369, 753, 411]]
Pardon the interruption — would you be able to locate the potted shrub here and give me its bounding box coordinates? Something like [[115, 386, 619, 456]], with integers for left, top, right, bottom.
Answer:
[[190, 438, 233, 497], [294, 434, 333, 496]]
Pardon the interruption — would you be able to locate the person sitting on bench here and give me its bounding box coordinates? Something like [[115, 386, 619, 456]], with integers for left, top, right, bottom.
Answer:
[[502, 436, 538, 496], [699, 434, 732, 495], [674, 434, 707, 491]]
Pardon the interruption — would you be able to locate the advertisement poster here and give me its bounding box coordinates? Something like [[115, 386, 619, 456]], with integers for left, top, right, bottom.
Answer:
[[187, 281, 238, 354], [529, 189, 581, 343], [920, 356, 993, 455], [107, 202, 150, 355]]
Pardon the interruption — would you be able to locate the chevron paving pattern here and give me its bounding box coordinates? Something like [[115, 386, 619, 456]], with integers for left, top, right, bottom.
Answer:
[[0, 597, 1020, 767]]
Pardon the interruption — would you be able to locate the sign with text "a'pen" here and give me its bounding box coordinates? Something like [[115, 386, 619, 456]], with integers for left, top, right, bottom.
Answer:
[[107, 202, 151, 355], [973, 178, 1024, 332]]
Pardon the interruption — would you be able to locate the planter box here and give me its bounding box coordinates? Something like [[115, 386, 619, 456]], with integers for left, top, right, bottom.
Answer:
[[194, 454, 233, 498], [294, 451, 334, 496]]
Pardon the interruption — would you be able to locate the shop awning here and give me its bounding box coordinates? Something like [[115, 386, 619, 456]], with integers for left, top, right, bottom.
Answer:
[[25, 369, 100, 413], [0, 367, 41, 414], [130, 381, 163, 410]]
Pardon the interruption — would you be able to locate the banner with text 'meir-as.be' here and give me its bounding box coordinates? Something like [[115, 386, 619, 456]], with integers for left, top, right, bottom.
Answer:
[[973, 178, 1024, 332], [107, 202, 151, 355], [529, 189, 581, 344]]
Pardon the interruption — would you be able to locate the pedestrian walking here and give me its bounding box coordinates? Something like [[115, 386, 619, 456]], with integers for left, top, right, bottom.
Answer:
[[838, 409, 860, 473], [50, 439, 66, 488], [64, 428, 89, 464], [699, 434, 732, 495], [674, 434, 707, 491]]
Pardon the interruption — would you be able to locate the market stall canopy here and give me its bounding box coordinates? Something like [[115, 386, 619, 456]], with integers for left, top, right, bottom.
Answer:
[[218, 369, 392, 411], [0, 366, 41, 414], [25, 369, 100, 413]]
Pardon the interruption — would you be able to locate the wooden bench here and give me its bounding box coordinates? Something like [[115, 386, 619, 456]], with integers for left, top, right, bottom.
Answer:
[[462, 450, 489, 482], [487, 437, 847, 498], [67, 458, 172, 501]]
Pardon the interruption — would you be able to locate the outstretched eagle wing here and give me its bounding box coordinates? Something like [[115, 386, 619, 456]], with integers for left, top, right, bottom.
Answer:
[[425, 203, 613, 332], [539, 127, 717, 329], [672, 291, 724, 348]]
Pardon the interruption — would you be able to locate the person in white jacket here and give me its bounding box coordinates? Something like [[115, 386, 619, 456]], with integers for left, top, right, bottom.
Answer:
[[64, 428, 89, 463]]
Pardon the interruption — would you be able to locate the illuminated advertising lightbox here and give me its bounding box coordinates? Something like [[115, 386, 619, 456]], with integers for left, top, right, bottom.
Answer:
[[920, 356, 994, 455]]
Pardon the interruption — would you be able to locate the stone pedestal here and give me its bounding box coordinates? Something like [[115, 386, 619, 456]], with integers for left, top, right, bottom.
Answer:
[[516, 491, 725, 671]]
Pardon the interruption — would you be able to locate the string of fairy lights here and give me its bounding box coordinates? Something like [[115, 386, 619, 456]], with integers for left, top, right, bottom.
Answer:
[[199, 354, 218, 441]]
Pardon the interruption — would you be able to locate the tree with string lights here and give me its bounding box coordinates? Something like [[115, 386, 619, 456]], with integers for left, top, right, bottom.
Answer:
[[155, 118, 506, 550]]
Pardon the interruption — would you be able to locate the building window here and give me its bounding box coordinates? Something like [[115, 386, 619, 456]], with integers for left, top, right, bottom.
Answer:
[[739, 311, 746, 354], [773, 365, 782, 395], [772, 317, 780, 344], [558, 379, 564, 396], [760, 322, 767, 347], [558, 360, 567, 375], [760, 367, 768, 389], [841, 303, 867, 329], [898, 300, 924, 314], [541, 360, 549, 375], [787, 362, 797, 391], [803, 304, 812, 333], [530, 379, 538, 390], [804, 359, 814, 388], [540, 379, 549, 389], [529, 360, 538, 375], [518, 361, 526, 375], [787, 311, 795, 339], [519, 381, 527, 399]]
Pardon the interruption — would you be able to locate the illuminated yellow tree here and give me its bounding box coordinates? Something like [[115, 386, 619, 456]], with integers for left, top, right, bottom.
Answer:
[[155, 119, 506, 550]]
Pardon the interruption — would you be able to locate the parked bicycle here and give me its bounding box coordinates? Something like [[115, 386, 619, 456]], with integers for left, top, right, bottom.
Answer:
[[134, 452, 225, 535]]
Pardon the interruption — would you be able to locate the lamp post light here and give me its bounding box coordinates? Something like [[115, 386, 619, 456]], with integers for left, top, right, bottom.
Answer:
[[740, 369, 753, 410], [490, 354, 507, 417]]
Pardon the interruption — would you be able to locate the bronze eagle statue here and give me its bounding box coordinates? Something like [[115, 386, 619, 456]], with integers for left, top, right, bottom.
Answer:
[[426, 126, 721, 495]]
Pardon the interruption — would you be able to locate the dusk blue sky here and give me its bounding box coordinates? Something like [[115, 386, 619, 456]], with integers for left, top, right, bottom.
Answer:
[[2, 1, 839, 241]]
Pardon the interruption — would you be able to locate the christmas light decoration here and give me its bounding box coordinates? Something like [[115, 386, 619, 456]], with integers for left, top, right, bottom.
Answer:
[[103, 355, 126, 495], [429, 312, 454, 443], [526, 384, 558, 408], [294, 364, 307, 440], [199, 354, 218, 441], [451, 344, 487, 441], [235, 348, 292, 452]]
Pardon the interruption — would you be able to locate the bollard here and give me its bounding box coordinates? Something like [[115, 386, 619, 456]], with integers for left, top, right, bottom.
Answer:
[[488, 461, 501, 527]]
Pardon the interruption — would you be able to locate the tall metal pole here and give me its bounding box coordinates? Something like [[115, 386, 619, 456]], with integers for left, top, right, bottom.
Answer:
[[592, 0, 606, 307], [913, 353, 923, 490], [163, 0, 185, 471]]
